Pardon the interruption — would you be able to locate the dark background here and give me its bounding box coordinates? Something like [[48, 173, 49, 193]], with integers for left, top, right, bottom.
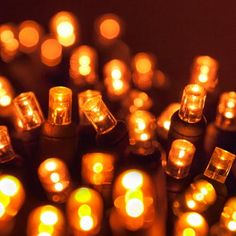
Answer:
[[1, 0, 236, 98]]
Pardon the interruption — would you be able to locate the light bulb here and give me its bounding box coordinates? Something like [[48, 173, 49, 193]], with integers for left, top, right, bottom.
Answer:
[[40, 38, 62, 67], [179, 84, 206, 123], [81, 95, 117, 134], [48, 86, 72, 125], [175, 212, 208, 236], [13, 91, 45, 131], [70, 45, 97, 84], [190, 56, 219, 92], [67, 187, 103, 235], [165, 139, 196, 179], [95, 14, 122, 43], [0, 24, 19, 62], [82, 152, 115, 186], [204, 147, 235, 183], [184, 179, 216, 212], [132, 52, 156, 90], [50, 11, 78, 47], [0, 175, 25, 221], [78, 90, 101, 125], [38, 158, 71, 202], [215, 91, 236, 130], [27, 205, 64, 236], [0, 76, 14, 108], [113, 169, 154, 231], [220, 197, 236, 232], [0, 126, 16, 163], [104, 59, 130, 100], [18, 20, 42, 53]]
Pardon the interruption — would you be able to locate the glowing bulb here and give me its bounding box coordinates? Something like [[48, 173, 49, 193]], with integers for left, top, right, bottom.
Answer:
[[179, 84, 206, 123], [122, 170, 143, 190], [204, 147, 235, 183]]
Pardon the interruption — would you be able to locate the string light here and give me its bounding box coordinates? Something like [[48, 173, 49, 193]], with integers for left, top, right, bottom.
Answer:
[[0, 76, 14, 109]]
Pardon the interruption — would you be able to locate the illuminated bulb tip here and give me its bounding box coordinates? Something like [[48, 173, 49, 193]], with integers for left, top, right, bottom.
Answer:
[[126, 198, 144, 218], [0, 176, 18, 196], [40, 210, 58, 225], [122, 170, 143, 189], [80, 216, 94, 231]]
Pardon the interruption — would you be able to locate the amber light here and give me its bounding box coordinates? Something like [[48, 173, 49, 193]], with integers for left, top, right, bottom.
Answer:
[[67, 187, 103, 235], [70, 45, 97, 84], [204, 147, 235, 184], [190, 56, 219, 92], [18, 20, 42, 53], [132, 52, 156, 90], [184, 179, 216, 212], [95, 14, 122, 43], [179, 84, 206, 123], [38, 158, 71, 203], [220, 197, 236, 232], [40, 38, 62, 67], [157, 103, 181, 138], [48, 86, 72, 125], [113, 169, 155, 231], [0, 175, 25, 221], [50, 11, 78, 47], [13, 91, 45, 131], [104, 59, 130, 100], [215, 91, 236, 130], [0, 126, 16, 163], [0, 76, 14, 108], [82, 152, 115, 186], [27, 205, 64, 236], [175, 212, 208, 236], [165, 139, 196, 179], [81, 95, 117, 134], [0, 24, 19, 62]]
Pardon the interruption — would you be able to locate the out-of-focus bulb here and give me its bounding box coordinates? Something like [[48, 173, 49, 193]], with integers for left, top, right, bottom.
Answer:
[[190, 56, 219, 92], [184, 179, 216, 212], [18, 20, 42, 53], [50, 11, 78, 47], [27, 205, 64, 236], [204, 147, 235, 184], [82, 152, 115, 186], [13, 91, 45, 131], [67, 187, 103, 235], [40, 38, 62, 67], [215, 91, 236, 130], [48, 86, 72, 125], [0, 24, 19, 62], [175, 212, 208, 236], [95, 14, 122, 43], [0, 76, 14, 108], [70, 45, 97, 84], [220, 197, 236, 232], [78, 90, 101, 125], [81, 95, 117, 134], [0, 175, 25, 221], [122, 89, 153, 114], [132, 52, 156, 90], [104, 59, 130, 100], [38, 158, 71, 203], [156, 103, 181, 138], [0, 126, 16, 163], [165, 139, 196, 179], [179, 84, 206, 123], [113, 169, 154, 231]]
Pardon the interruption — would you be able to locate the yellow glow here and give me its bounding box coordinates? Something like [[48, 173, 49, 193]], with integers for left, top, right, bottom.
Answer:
[[50, 172, 60, 183], [136, 57, 152, 74], [45, 161, 57, 171], [0, 29, 14, 43], [78, 204, 92, 217], [163, 120, 171, 130], [80, 215, 94, 231], [19, 25, 39, 49], [4, 38, 19, 52], [225, 111, 234, 119], [57, 22, 74, 37], [0, 176, 19, 197], [79, 55, 91, 65], [183, 227, 196, 236], [186, 213, 203, 227], [122, 171, 143, 190], [228, 221, 236, 231], [75, 188, 92, 203], [38, 232, 51, 236], [92, 162, 104, 174], [78, 66, 91, 76], [0, 202, 6, 217], [100, 18, 120, 40], [40, 210, 58, 225], [126, 198, 144, 218], [38, 223, 54, 234], [187, 200, 196, 209], [111, 69, 122, 80], [198, 74, 208, 83], [54, 183, 64, 192], [0, 94, 11, 106]]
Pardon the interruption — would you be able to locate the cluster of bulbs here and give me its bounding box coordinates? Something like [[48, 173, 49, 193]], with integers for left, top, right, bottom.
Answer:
[[0, 10, 236, 236]]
